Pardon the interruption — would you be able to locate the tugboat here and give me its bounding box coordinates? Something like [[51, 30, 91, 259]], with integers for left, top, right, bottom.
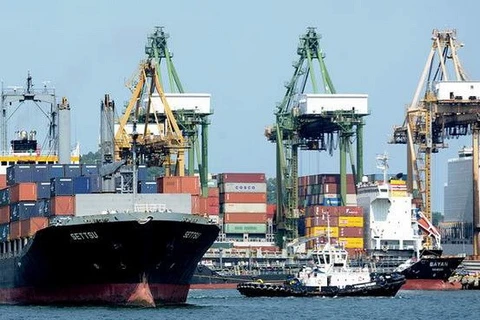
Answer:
[[237, 226, 405, 297]]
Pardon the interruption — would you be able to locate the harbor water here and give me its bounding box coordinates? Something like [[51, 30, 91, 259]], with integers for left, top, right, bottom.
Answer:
[[0, 289, 479, 320]]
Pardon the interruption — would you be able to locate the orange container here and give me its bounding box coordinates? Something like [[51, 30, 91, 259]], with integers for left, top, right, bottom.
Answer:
[[0, 206, 9, 224], [306, 205, 339, 217], [9, 220, 21, 239], [220, 193, 266, 203], [199, 197, 209, 214], [224, 212, 267, 223], [51, 196, 76, 215], [20, 217, 49, 237], [157, 176, 200, 195], [0, 174, 6, 189], [10, 183, 37, 203]]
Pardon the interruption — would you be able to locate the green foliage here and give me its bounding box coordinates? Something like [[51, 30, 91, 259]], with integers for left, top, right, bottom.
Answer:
[[80, 151, 101, 164], [267, 177, 276, 204], [432, 211, 443, 227]]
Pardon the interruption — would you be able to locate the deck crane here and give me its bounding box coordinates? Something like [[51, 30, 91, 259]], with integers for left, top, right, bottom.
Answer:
[[265, 27, 368, 247], [114, 28, 212, 194], [390, 29, 480, 254]]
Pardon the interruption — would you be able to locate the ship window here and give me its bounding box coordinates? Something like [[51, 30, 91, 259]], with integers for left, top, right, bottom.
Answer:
[[1, 162, 6, 166]]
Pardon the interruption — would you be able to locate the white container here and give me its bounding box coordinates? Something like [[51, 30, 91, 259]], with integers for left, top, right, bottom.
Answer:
[[298, 94, 368, 115], [434, 81, 480, 101], [219, 182, 267, 193], [149, 93, 212, 115], [221, 203, 267, 213]]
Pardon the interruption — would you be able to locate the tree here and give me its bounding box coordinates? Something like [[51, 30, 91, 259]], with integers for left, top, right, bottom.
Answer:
[[267, 177, 276, 204]]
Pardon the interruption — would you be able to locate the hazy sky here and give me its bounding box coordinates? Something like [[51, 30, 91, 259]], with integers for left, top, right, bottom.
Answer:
[[1, 1, 479, 212]]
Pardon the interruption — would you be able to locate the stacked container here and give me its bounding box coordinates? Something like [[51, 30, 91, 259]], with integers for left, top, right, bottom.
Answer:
[[217, 173, 267, 237], [156, 176, 201, 213], [298, 174, 356, 207], [303, 205, 364, 254]]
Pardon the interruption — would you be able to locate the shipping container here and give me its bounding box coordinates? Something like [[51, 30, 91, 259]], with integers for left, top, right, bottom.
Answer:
[[36, 181, 51, 199], [50, 178, 74, 197], [191, 195, 200, 214], [224, 212, 267, 223], [308, 226, 339, 238], [73, 176, 91, 194], [48, 164, 65, 178], [221, 203, 267, 213], [338, 216, 364, 227], [36, 199, 50, 217], [306, 215, 339, 227], [31, 165, 49, 182], [9, 220, 21, 239], [220, 193, 266, 204], [20, 217, 49, 237], [0, 188, 9, 206], [0, 174, 6, 189], [338, 237, 364, 249], [137, 165, 148, 181], [223, 223, 267, 234], [81, 164, 100, 176], [266, 204, 276, 220], [10, 183, 37, 203], [7, 165, 33, 186], [89, 175, 102, 193], [339, 226, 363, 237], [157, 176, 200, 195], [0, 223, 9, 242], [219, 182, 267, 194], [337, 206, 363, 217], [207, 197, 219, 214], [208, 187, 219, 198], [10, 202, 37, 221], [64, 164, 82, 178], [50, 196, 76, 215], [138, 181, 157, 194], [218, 173, 266, 183], [0, 206, 9, 224]]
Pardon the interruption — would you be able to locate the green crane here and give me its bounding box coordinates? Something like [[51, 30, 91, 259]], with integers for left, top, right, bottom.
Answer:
[[266, 27, 367, 247], [145, 27, 211, 196]]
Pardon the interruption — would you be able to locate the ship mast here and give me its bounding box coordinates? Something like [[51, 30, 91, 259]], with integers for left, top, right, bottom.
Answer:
[[376, 153, 389, 184]]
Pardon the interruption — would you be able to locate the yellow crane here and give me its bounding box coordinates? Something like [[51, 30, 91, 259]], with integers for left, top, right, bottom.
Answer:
[[114, 59, 188, 176]]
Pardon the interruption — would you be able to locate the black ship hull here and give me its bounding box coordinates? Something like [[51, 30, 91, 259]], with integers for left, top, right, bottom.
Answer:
[[0, 212, 219, 307]]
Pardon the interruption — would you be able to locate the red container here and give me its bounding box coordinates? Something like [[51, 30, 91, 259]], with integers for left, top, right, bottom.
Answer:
[[266, 204, 276, 220], [51, 196, 76, 215], [20, 217, 48, 237], [10, 220, 21, 239], [208, 187, 219, 198], [306, 205, 339, 217], [337, 206, 363, 217], [0, 174, 6, 189], [157, 176, 200, 195], [219, 173, 266, 183], [224, 212, 267, 223], [207, 197, 219, 214], [191, 195, 200, 214], [339, 227, 363, 237], [10, 183, 37, 203], [0, 206, 9, 224], [220, 193, 266, 204], [207, 204, 219, 215], [323, 183, 338, 194], [199, 197, 209, 214]]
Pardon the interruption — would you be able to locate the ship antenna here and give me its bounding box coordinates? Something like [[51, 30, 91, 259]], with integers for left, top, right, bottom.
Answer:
[[132, 119, 138, 211], [376, 152, 389, 184]]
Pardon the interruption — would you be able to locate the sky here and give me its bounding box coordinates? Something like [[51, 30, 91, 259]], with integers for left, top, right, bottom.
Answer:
[[1, 1, 480, 212]]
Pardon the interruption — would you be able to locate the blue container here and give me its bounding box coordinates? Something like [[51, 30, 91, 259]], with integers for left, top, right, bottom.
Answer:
[[64, 164, 82, 178], [0, 223, 9, 242], [31, 165, 49, 182], [0, 188, 9, 206], [37, 181, 51, 199], [138, 181, 157, 194], [81, 164, 100, 176], [74, 176, 91, 194], [89, 175, 102, 193], [50, 177, 74, 196], [48, 164, 65, 179], [7, 165, 33, 186], [10, 202, 38, 220], [36, 199, 50, 217], [323, 197, 341, 206], [137, 165, 148, 181]]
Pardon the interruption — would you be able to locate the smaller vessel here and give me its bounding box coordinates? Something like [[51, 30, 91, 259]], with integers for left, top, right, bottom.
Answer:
[[237, 228, 405, 298]]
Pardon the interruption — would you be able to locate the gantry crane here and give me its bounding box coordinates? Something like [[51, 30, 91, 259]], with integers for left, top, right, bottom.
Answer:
[[114, 28, 212, 194], [265, 28, 368, 246], [391, 29, 480, 254]]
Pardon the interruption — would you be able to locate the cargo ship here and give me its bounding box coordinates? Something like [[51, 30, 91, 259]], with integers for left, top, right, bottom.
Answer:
[[356, 154, 464, 290], [0, 75, 220, 306]]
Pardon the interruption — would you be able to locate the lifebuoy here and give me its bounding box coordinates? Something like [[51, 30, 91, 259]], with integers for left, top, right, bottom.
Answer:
[[382, 245, 388, 252]]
